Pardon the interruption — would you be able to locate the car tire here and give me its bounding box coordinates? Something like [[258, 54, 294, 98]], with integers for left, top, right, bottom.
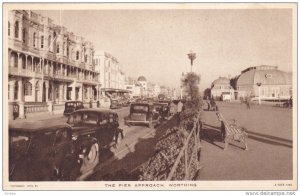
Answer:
[[149, 120, 153, 129], [79, 141, 99, 175]]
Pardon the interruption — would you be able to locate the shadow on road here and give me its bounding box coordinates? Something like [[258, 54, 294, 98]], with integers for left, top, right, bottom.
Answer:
[[87, 115, 178, 181], [200, 123, 224, 150]]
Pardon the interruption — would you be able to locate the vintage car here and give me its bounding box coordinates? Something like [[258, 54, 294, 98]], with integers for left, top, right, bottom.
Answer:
[[9, 109, 123, 181], [124, 103, 160, 128], [110, 99, 122, 109], [63, 101, 84, 116], [67, 109, 123, 179], [9, 121, 79, 181], [159, 100, 172, 119]]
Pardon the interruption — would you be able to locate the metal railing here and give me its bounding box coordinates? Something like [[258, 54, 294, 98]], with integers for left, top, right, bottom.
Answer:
[[167, 112, 202, 180]]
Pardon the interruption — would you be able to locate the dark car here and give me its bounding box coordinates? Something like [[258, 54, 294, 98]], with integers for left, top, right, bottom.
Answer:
[[9, 109, 123, 181], [63, 101, 84, 116], [159, 100, 171, 119], [67, 109, 123, 178], [124, 103, 160, 128], [9, 121, 77, 181], [110, 99, 122, 109]]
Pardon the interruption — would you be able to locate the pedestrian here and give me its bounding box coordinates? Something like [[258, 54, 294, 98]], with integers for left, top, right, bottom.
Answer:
[[177, 100, 183, 125], [246, 97, 251, 109]]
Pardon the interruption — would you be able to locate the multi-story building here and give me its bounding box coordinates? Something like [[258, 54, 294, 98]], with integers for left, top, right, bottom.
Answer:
[[8, 10, 100, 118]]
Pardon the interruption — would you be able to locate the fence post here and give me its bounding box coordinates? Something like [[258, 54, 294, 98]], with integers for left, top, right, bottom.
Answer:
[[184, 145, 188, 179]]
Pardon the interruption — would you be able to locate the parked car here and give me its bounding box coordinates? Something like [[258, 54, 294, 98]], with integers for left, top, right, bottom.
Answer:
[[124, 103, 160, 128], [110, 99, 122, 109], [9, 109, 123, 181], [63, 101, 84, 116], [159, 100, 171, 119], [9, 121, 78, 181]]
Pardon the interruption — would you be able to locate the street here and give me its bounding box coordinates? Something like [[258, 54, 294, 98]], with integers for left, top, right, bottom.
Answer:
[[9, 102, 293, 181]]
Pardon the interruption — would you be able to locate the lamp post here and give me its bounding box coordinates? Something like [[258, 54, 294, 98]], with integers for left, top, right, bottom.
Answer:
[[256, 82, 262, 105], [187, 51, 196, 72]]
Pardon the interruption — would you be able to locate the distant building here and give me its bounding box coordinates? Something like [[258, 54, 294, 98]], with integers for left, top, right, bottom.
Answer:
[[236, 65, 292, 100], [210, 77, 234, 101], [137, 76, 147, 97]]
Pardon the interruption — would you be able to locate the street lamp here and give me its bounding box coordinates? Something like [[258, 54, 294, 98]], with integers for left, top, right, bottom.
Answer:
[[256, 82, 262, 105], [187, 51, 196, 72]]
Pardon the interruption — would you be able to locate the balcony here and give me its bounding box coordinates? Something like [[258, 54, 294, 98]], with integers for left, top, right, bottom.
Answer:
[[9, 67, 43, 78]]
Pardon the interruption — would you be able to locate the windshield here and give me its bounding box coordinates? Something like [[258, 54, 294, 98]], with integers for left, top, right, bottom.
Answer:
[[68, 112, 99, 125], [131, 105, 149, 113]]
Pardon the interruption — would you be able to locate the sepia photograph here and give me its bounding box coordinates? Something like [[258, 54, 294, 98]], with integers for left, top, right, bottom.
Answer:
[[2, 2, 297, 191]]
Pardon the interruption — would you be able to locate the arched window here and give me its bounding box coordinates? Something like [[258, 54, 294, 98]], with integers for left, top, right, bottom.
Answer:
[[24, 82, 32, 96], [33, 32, 36, 47], [8, 22, 10, 36], [22, 28, 26, 43], [41, 35, 44, 48], [76, 51, 79, 60], [14, 21, 19, 38]]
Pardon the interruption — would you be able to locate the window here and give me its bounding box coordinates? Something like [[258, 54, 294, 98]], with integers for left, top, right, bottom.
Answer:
[[84, 88, 88, 99], [76, 51, 79, 60], [14, 82, 18, 100], [56, 44, 59, 53], [33, 33, 36, 47], [67, 46, 69, 57], [14, 21, 19, 38], [22, 28, 26, 43], [24, 82, 32, 96], [14, 54, 18, 68], [85, 54, 88, 63], [8, 22, 10, 36], [8, 84, 10, 99], [48, 35, 51, 48], [41, 35, 44, 48]]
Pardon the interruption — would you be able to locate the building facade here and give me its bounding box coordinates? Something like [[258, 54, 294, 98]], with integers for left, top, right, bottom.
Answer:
[[94, 51, 126, 96], [210, 77, 234, 100], [236, 65, 292, 100], [8, 10, 100, 118], [8, 10, 100, 103]]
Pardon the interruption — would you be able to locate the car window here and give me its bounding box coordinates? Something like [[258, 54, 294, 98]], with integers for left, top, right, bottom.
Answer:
[[10, 133, 30, 155], [132, 105, 149, 112], [68, 113, 82, 124], [54, 128, 69, 145], [82, 112, 98, 125]]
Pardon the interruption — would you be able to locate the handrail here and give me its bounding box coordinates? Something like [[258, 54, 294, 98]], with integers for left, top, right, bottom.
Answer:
[[167, 112, 202, 180]]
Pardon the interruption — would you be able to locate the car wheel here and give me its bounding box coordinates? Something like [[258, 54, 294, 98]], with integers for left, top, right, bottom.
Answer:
[[148, 120, 153, 128], [79, 142, 99, 175]]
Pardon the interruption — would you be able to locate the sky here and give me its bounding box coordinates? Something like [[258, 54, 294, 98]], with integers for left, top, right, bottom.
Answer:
[[35, 8, 293, 91]]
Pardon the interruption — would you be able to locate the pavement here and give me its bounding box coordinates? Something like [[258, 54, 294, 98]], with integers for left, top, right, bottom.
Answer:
[[198, 101, 293, 180]]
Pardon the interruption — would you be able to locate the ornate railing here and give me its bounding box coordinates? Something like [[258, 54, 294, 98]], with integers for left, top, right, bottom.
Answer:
[[24, 104, 48, 113]]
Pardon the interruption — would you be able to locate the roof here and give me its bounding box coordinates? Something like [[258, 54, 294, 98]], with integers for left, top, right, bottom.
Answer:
[[73, 108, 117, 115], [237, 66, 292, 86], [131, 102, 152, 106], [212, 77, 230, 85], [9, 120, 70, 133], [137, 76, 147, 82]]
